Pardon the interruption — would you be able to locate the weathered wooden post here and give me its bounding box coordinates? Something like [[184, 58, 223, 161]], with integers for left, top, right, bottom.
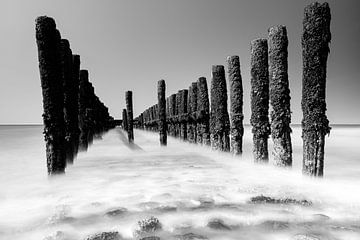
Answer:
[[250, 39, 271, 163], [139, 113, 144, 130], [187, 82, 198, 143], [179, 89, 188, 140], [227, 56, 244, 155], [302, 2, 331, 177], [175, 91, 181, 137], [122, 109, 128, 131], [60, 39, 77, 163], [72, 54, 81, 155], [196, 77, 210, 145], [158, 80, 167, 146], [125, 91, 134, 143], [35, 16, 66, 174], [268, 25, 293, 167], [210, 65, 230, 151], [79, 70, 89, 151], [169, 94, 177, 136]]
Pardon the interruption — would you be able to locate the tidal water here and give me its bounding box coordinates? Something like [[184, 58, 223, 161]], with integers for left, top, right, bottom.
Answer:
[[0, 125, 360, 240]]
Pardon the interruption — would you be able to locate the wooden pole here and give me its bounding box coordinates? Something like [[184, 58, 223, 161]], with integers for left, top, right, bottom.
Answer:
[[268, 25, 292, 166], [158, 80, 167, 145], [250, 39, 270, 163], [35, 16, 66, 174], [227, 55, 244, 155], [125, 91, 134, 143], [210, 65, 230, 151], [302, 2, 331, 177]]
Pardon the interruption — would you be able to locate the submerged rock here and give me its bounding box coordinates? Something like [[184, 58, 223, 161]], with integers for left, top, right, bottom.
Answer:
[[291, 234, 321, 240], [257, 220, 289, 231], [105, 207, 128, 217], [84, 232, 121, 240], [250, 195, 312, 206], [134, 216, 162, 239], [207, 219, 232, 230], [174, 233, 208, 240], [155, 205, 177, 212]]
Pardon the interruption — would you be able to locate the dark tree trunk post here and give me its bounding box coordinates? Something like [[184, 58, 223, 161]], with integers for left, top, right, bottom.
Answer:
[[250, 39, 271, 163], [210, 65, 230, 151], [268, 25, 293, 167], [35, 16, 66, 175], [60, 39, 77, 164], [179, 89, 188, 141], [72, 54, 81, 156], [79, 70, 89, 151], [158, 80, 167, 146], [227, 55, 244, 155], [196, 77, 210, 145], [140, 113, 144, 129], [122, 109, 128, 131], [125, 91, 134, 143], [175, 91, 181, 137], [169, 94, 177, 136], [187, 82, 198, 143], [302, 2, 331, 177]]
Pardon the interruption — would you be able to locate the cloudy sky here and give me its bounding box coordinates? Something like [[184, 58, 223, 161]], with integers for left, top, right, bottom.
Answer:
[[0, 0, 359, 124]]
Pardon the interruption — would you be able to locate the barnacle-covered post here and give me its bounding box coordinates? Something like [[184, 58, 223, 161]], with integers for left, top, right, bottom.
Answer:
[[60, 39, 78, 163], [72, 54, 81, 155], [122, 109, 128, 131], [169, 94, 177, 136], [210, 65, 230, 151], [268, 25, 292, 166], [175, 91, 181, 137], [79, 70, 90, 151], [179, 89, 188, 140], [196, 77, 210, 145], [126, 91, 134, 143], [250, 39, 270, 163], [35, 16, 66, 174], [227, 55, 244, 155], [302, 2, 331, 177], [158, 80, 167, 145], [187, 82, 198, 143]]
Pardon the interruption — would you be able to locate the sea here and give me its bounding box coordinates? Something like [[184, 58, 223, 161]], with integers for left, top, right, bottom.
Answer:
[[0, 125, 359, 240]]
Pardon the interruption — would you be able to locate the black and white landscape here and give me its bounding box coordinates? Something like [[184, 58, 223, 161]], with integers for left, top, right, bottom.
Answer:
[[0, 1, 360, 240]]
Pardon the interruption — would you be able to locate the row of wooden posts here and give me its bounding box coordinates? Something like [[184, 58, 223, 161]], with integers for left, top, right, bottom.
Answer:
[[35, 16, 115, 175], [126, 2, 331, 177]]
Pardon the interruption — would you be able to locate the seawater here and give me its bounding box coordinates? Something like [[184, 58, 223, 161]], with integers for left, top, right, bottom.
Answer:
[[0, 125, 359, 240]]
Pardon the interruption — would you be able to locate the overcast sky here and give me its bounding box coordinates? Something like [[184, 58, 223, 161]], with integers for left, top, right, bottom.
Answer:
[[0, 0, 359, 124]]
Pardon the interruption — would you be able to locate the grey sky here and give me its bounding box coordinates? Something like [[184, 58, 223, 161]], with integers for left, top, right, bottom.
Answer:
[[0, 0, 359, 124]]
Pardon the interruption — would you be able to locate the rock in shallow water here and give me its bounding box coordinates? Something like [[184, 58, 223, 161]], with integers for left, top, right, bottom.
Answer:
[[139, 237, 160, 240], [133, 216, 162, 239], [84, 232, 122, 240], [257, 220, 289, 231], [105, 207, 128, 217], [207, 218, 232, 230], [291, 234, 321, 240], [174, 233, 208, 240], [250, 195, 312, 206]]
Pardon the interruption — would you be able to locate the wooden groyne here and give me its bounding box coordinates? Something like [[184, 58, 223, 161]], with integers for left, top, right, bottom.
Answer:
[[133, 0, 331, 178], [37, 1, 332, 177], [35, 16, 115, 175]]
